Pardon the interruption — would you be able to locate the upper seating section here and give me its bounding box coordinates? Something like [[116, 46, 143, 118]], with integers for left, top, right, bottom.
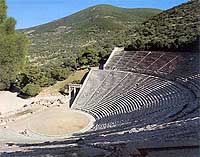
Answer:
[[104, 48, 200, 95], [104, 48, 200, 79]]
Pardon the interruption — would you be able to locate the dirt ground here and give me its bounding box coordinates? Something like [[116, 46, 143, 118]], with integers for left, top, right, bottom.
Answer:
[[0, 91, 90, 139], [0, 91, 32, 114], [6, 106, 89, 136]]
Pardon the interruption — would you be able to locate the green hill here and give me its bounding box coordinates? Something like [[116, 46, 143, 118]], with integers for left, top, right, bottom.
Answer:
[[125, 0, 200, 51], [22, 4, 161, 67]]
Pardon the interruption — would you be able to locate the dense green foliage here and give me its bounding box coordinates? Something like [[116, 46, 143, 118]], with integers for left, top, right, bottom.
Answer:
[[0, 0, 6, 23], [21, 83, 41, 97], [22, 5, 161, 67], [0, 0, 28, 90], [15, 65, 71, 92], [16, 66, 54, 89], [50, 67, 71, 81], [124, 0, 200, 51], [14, 64, 72, 97]]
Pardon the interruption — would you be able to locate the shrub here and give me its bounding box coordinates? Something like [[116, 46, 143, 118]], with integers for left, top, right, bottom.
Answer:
[[0, 82, 7, 90], [22, 83, 41, 97], [51, 67, 71, 81]]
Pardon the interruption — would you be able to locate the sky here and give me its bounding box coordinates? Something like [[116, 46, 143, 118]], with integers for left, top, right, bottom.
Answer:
[[7, 0, 188, 29]]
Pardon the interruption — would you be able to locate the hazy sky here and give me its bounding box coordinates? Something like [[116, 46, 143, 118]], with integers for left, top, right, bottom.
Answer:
[[7, 0, 188, 29]]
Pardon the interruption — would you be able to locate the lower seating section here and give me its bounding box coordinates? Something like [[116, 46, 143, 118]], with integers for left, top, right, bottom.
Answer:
[[90, 99, 199, 131], [72, 70, 110, 109], [74, 100, 199, 147], [72, 70, 196, 133], [79, 71, 129, 110]]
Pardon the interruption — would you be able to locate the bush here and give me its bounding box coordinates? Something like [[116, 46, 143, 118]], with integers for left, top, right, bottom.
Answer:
[[51, 67, 71, 81], [0, 82, 7, 90], [22, 83, 41, 97]]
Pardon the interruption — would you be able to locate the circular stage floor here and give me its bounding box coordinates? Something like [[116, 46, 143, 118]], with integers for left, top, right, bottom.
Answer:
[[7, 107, 90, 136], [28, 108, 90, 136]]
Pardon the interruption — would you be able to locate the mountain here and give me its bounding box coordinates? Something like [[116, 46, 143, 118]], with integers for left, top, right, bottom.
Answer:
[[125, 0, 200, 52], [22, 4, 161, 66]]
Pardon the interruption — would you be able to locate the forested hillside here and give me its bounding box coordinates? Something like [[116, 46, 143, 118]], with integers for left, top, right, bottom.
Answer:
[[124, 0, 200, 51], [0, 0, 28, 90], [22, 5, 161, 67]]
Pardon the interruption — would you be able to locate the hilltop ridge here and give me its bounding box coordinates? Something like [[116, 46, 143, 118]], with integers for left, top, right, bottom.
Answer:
[[23, 4, 161, 33], [22, 5, 161, 66]]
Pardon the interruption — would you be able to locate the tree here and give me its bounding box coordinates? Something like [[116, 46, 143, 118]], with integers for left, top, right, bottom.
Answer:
[[51, 67, 71, 81], [0, 33, 28, 89], [16, 65, 56, 90], [78, 47, 99, 66], [0, 0, 28, 90]]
